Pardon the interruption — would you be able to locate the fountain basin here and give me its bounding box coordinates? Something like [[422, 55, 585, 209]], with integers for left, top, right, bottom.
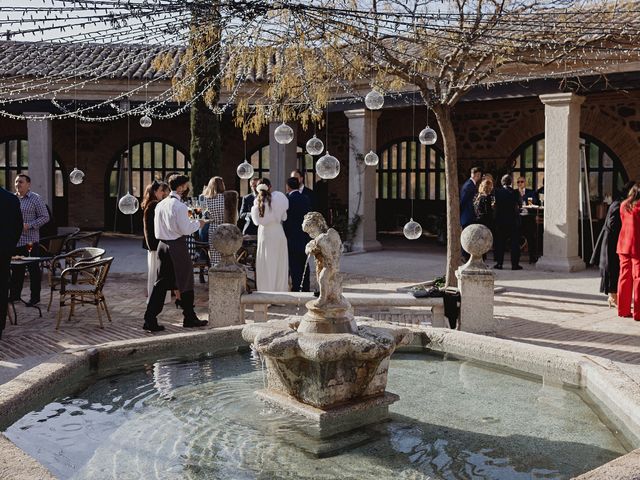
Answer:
[[1, 326, 639, 479]]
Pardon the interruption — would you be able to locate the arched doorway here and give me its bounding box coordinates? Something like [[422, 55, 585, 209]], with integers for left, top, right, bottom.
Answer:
[[0, 137, 67, 230], [105, 140, 189, 233], [376, 137, 445, 233]]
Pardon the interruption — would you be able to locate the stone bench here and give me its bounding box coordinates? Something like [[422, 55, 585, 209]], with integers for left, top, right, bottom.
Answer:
[[240, 291, 447, 328]]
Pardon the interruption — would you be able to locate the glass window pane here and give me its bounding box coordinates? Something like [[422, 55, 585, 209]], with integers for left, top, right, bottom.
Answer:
[[524, 145, 533, 169], [262, 146, 270, 170], [176, 151, 185, 169], [131, 171, 141, 197], [513, 154, 521, 169], [589, 143, 599, 169], [143, 171, 152, 191], [21, 140, 28, 167], [110, 171, 118, 197], [537, 139, 545, 168], [589, 172, 599, 199], [537, 172, 545, 192], [382, 151, 388, 169], [0, 144, 5, 166], [163, 145, 173, 168], [154, 143, 163, 169], [9, 140, 18, 167], [439, 173, 446, 200], [391, 172, 397, 198], [131, 145, 140, 169], [602, 152, 613, 168], [438, 154, 444, 170], [429, 172, 436, 200], [391, 147, 397, 170], [54, 171, 63, 197], [400, 171, 406, 199], [602, 171, 613, 199], [381, 172, 387, 199], [429, 148, 436, 170], [0, 171, 5, 188], [143, 145, 152, 168], [8, 171, 16, 190]]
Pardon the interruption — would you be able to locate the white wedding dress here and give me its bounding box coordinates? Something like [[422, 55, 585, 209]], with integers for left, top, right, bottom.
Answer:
[[251, 191, 290, 292]]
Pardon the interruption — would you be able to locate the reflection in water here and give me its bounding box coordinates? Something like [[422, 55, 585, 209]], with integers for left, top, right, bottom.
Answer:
[[5, 353, 628, 480]]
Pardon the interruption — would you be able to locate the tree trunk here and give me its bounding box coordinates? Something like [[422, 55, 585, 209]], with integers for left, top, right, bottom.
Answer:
[[433, 104, 462, 288], [189, 2, 221, 194]]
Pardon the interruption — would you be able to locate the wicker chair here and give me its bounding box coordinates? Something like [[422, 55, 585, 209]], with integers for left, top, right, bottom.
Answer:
[[39, 233, 73, 275], [47, 247, 105, 311], [186, 234, 210, 283], [64, 231, 102, 252], [55, 257, 114, 329]]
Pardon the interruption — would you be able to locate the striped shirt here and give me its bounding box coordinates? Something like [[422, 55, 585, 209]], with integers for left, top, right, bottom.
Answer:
[[16, 190, 49, 246]]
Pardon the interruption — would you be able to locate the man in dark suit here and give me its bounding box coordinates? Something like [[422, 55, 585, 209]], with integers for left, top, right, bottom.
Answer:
[[516, 176, 539, 263], [291, 169, 315, 210], [238, 177, 259, 236], [493, 174, 523, 270], [284, 177, 312, 291], [460, 167, 482, 260], [1, 186, 23, 340]]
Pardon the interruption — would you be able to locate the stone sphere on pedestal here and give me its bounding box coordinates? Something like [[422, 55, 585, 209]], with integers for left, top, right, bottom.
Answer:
[[461, 224, 493, 268], [210, 223, 244, 270]]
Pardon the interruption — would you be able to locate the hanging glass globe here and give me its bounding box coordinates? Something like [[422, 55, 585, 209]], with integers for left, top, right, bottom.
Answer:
[[118, 192, 139, 215], [364, 89, 384, 110], [236, 160, 254, 180], [364, 150, 379, 166], [306, 135, 324, 155], [69, 167, 85, 185], [274, 122, 294, 145], [316, 152, 340, 180], [403, 218, 423, 240], [139, 114, 152, 128], [419, 127, 438, 145]]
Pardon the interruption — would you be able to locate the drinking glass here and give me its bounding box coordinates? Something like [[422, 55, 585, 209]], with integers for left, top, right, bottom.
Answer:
[[26, 242, 33, 257], [527, 198, 533, 206]]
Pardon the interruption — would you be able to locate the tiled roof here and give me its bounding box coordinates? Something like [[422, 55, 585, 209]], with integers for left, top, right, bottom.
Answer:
[[0, 41, 185, 80]]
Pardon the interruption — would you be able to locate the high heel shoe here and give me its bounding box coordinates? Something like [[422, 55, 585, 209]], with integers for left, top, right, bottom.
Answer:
[[607, 294, 617, 308]]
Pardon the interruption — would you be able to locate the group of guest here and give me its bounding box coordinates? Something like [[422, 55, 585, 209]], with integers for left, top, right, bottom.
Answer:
[[591, 180, 640, 321], [461, 167, 541, 270]]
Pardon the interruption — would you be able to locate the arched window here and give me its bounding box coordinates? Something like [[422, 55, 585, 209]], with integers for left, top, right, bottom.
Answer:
[[107, 141, 189, 200], [238, 145, 314, 196], [105, 140, 188, 232], [0, 138, 65, 198], [510, 134, 628, 198], [377, 138, 445, 200]]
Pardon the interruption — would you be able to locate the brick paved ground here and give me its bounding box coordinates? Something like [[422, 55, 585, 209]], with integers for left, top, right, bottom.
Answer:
[[1, 235, 639, 385]]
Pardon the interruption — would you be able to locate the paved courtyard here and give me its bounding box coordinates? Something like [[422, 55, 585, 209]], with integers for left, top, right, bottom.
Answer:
[[1, 234, 639, 387]]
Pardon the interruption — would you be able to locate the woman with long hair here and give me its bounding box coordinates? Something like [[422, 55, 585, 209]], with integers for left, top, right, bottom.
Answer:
[[142, 179, 170, 303], [203, 176, 226, 266], [591, 181, 635, 307], [616, 182, 640, 320], [473, 178, 494, 230], [250, 178, 289, 291]]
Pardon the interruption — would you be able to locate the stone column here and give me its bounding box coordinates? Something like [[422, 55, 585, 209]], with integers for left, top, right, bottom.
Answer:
[[344, 109, 382, 252], [456, 225, 497, 335], [269, 121, 298, 193], [26, 114, 53, 206], [536, 93, 585, 272]]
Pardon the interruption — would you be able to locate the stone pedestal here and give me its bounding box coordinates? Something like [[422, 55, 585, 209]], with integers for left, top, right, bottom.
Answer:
[[457, 224, 497, 335], [208, 269, 246, 327], [344, 109, 382, 252], [537, 93, 586, 272]]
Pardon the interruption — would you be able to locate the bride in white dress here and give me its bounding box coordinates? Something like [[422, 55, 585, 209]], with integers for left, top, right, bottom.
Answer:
[[250, 178, 290, 291]]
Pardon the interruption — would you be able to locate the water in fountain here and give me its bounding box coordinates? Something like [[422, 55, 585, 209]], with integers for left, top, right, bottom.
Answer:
[[295, 254, 312, 317], [5, 352, 628, 479]]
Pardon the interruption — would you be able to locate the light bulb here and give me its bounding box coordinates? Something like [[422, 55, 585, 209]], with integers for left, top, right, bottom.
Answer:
[[316, 152, 340, 179], [419, 127, 437, 145], [118, 192, 139, 215], [69, 167, 85, 185], [364, 150, 379, 166], [306, 135, 324, 155], [364, 89, 384, 110], [139, 114, 152, 128], [403, 218, 422, 240], [274, 122, 294, 145], [236, 160, 254, 179]]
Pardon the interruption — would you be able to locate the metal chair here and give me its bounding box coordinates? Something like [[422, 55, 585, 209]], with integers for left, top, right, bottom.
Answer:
[[56, 257, 114, 329], [56, 226, 81, 236], [64, 231, 102, 252], [47, 247, 105, 311], [39, 233, 73, 276], [186, 234, 210, 283]]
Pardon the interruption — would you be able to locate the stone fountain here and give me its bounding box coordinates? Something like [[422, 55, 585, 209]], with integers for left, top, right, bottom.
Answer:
[[242, 213, 412, 450]]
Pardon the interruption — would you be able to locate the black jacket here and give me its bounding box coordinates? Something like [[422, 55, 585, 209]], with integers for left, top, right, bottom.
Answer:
[[0, 187, 23, 255], [494, 186, 521, 227], [591, 200, 622, 282], [284, 191, 311, 253]]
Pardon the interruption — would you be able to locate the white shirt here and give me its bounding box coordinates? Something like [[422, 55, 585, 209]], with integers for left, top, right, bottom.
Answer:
[[154, 192, 200, 240], [298, 184, 305, 194]]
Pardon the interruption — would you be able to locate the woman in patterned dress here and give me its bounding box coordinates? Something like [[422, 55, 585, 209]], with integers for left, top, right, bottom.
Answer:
[[203, 176, 226, 266]]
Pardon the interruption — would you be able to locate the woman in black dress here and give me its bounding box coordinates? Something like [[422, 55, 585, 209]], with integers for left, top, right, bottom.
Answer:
[[591, 181, 635, 307], [473, 178, 495, 230]]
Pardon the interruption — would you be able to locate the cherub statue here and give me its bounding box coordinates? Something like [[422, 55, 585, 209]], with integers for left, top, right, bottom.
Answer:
[[302, 212, 346, 308]]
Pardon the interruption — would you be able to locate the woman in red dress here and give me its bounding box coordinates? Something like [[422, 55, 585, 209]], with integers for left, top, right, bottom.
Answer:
[[616, 183, 640, 320]]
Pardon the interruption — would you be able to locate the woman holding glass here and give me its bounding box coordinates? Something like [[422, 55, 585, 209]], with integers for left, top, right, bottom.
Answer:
[[203, 176, 226, 266]]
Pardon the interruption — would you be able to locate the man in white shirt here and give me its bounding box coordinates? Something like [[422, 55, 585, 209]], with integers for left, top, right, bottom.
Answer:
[[143, 174, 208, 331]]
